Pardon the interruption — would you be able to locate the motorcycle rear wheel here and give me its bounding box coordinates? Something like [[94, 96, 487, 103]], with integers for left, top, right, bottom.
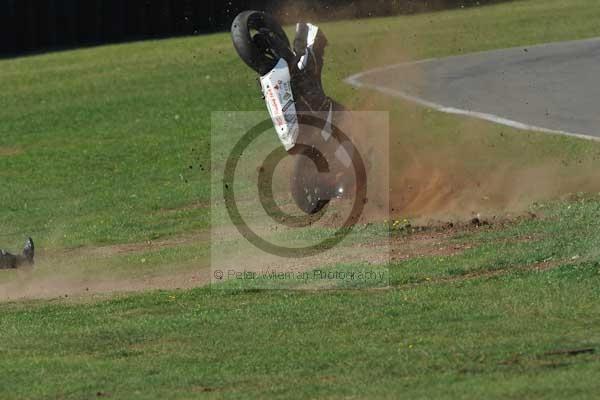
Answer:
[[231, 11, 291, 75]]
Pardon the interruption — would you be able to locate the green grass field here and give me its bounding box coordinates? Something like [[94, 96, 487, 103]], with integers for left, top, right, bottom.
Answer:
[[2, 199, 600, 399], [2, 0, 600, 398]]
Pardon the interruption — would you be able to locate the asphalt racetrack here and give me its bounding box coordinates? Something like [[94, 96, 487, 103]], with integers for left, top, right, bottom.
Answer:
[[347, 37, 600, 140]]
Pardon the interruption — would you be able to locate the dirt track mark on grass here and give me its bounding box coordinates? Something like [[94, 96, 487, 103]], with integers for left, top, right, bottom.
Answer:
[[389, 257, 571, 292], [0, 231, 211, 302], [390, 228, 474, 261], [499, 347, 597, 369], [0, 216, 539, 301], [0, 146, 23, 157], [154, 201, 209, 215], [52, 231, 210, 259], [2, 228, 391, 301], [0, 269, 210, 302], [389, 216, 539, 261]]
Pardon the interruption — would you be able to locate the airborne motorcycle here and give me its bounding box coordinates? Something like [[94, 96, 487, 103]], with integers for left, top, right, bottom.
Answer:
[[231, 11, 361, 215]]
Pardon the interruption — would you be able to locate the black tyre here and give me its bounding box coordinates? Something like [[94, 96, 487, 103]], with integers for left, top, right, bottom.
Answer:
[[290, 146, 332, 215], [231, 11, 291, 75]]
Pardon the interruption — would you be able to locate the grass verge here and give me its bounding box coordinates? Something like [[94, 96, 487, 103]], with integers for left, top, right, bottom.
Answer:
[[1, 199, 600, 399]]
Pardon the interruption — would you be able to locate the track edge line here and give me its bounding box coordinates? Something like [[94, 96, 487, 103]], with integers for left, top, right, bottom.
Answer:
[[345, 62, 600, 143]]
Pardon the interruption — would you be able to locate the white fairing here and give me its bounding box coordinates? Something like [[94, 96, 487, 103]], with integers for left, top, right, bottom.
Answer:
[[260, 58, 299, 151], [261, 23, 325, 151], [297, 23, 320, 71]]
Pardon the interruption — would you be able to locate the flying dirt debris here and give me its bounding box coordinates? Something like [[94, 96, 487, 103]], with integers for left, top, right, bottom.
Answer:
[[0, 238, 35, 269]]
